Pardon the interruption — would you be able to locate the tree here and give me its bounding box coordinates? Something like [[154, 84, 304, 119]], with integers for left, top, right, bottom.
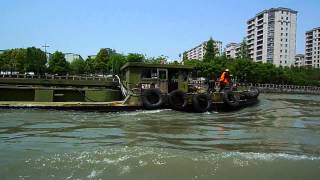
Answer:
[[127, 53, 145, 62], [108, 53, 127, 74], [84, 57, 95, 74], [70, 58, 86, 74], [9, 48, 27, 73], [145, 55, 168, 64], [94, 48, 110, 74], [25, 47, 47, 74], [203, 37, 218, 63], [48, 51, 70, 75], [238, 38, 250, 60]]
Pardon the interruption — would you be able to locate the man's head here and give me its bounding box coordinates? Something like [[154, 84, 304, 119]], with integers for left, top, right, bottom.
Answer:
[[224, 69, 230, 74]]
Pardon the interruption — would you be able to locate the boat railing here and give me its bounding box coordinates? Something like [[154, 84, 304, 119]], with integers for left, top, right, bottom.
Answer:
[[0, 74, 111, 81]]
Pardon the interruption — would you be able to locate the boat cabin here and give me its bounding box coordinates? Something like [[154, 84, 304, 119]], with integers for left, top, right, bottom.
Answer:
[[120, 62, 195, 93]]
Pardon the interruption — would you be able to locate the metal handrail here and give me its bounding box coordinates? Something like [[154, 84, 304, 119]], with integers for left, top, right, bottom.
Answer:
[[0, 74, 111, 81]]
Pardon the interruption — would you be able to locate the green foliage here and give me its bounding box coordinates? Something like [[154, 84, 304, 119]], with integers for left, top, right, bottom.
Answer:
[[84, 57, 95, 74], [1, 47, 319, 86], [48, 51, 70, 75], [94, 48, 110, 74], [108, 53, 127, 74], [127, 53, 145, 62], [144, 55, 168, 64], [0, 47, 46, 74], [70, 58, 86, 75], [184, 56, 320, 86], [238, 38, 250, 59], [203, 37, 218, 63]]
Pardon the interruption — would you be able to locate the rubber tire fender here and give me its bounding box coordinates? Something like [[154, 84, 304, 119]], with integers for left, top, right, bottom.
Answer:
[[223, 89, 240, 108], [141, 88, 164, 110], [168, 90, 188, 111], [192, 93, 212, 113], [249, 87, 260, 98]]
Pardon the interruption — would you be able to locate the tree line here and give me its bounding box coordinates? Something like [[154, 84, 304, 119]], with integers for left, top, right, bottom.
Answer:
[[0, 47, 173, 75], [0, 43, 319, 86]]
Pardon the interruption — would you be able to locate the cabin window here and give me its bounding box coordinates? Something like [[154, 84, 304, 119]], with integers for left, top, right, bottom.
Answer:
[[141, 69, 158, 79], [158, 69, 167, 80]]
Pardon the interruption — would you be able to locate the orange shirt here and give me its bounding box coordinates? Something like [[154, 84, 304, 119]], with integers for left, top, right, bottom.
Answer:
[[219, 72, 230, 84]]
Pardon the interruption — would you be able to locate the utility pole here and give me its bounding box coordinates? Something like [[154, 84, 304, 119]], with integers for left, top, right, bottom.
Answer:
[[42, 43, 50, 60], [41, 43, 49, 76]]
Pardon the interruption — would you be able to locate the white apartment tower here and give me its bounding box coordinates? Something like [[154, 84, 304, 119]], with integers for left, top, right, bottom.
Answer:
[[225, 43, 240, 59], [294, 54, 305, 67], [305, 27, 320, 68], [247, 7, 297, 67], [184, 40, 222, 60]]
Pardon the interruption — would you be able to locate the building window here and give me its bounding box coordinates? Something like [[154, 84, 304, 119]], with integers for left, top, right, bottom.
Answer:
[[280, 55, 282, 58], [280, 61, 282, 63]]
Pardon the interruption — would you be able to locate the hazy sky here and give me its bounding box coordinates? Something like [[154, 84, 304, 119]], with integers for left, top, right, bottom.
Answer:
[[1, 0, 319, 60]]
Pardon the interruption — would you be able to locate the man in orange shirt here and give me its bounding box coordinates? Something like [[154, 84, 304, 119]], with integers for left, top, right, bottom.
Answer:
[[219, 69, 231, 91]]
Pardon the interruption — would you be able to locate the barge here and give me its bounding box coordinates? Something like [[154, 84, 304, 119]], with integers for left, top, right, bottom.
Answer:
[[0, 63, 259, 112]]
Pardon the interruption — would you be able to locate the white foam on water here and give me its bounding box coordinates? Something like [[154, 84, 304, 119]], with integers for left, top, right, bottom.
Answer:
[[120, 109, 172, 116], [87, 170, 96, 178], [221, 152, 320, 161]]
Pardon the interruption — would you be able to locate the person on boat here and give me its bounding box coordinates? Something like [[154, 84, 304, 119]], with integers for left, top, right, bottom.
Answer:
[[219, 69, 231, 91]]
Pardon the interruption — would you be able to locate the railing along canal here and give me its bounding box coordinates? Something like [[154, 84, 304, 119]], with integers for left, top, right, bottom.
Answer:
[[244, 83, 320, 95]]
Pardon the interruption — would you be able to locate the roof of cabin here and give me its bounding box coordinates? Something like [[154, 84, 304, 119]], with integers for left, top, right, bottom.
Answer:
[[120, 62, 194, 71]]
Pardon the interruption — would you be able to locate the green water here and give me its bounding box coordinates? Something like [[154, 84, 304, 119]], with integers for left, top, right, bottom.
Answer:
[[0, 94, 320, 179]]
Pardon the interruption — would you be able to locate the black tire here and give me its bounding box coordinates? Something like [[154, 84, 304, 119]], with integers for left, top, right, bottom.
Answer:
[[249, 87, 260, 98], [192, 93, 211, 113], [141, 88, 164, 110], [223, 89, 240, 108], [168, 90, 188, 111]]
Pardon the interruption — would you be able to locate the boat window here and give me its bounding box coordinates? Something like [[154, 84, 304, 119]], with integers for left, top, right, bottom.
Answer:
[[158, 69, 167, 80], [141, 69, 158, 79]]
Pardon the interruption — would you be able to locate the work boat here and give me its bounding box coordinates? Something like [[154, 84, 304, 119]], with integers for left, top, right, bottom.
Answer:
[[0, 62, 259, 112]]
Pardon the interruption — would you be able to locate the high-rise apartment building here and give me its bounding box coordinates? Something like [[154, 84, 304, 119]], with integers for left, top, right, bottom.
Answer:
[[305, 27, 320, 68], [294, 54, 305, 67], [184, 40, 222, 60], [225, 43, 240, 59], [247, 7, 297, 67]]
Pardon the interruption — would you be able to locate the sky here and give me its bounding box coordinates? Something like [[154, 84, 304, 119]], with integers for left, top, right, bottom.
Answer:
[[0, 0, 319, 60]]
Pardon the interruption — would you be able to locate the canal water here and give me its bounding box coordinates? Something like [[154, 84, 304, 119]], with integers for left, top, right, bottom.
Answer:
[[0, 94, 320, 179]]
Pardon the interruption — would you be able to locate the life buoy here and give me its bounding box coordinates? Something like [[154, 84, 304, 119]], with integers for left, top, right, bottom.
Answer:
[[192, 93, 211, 113], [141, 88, 164, 110], [168, 90, 188, 111], [223, 89, 240, 108]]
